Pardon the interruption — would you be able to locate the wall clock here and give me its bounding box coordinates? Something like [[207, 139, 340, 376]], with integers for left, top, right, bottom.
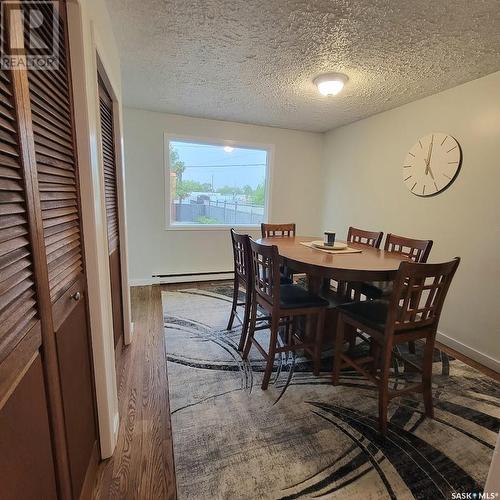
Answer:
[[403, 133, 462, 196]]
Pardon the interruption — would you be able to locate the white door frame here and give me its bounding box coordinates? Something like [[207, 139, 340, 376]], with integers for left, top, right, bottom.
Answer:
[[66, 0, 132, 459]]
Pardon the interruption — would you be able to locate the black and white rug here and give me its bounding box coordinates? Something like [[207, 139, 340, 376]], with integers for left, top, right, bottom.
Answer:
[[162, 285, 499, 500]]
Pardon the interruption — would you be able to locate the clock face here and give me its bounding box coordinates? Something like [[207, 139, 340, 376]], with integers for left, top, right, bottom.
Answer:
[[403, 133, 462, 197]]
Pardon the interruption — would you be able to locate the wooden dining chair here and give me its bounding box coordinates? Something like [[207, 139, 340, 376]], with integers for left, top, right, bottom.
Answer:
[[359, 233, 434, 300], [261, 223, 296, 238], [336, 226, 383, 306], [226, 229, 295, 351], [226, 229, 254, 351], [243, 239, 328, 389], [347, 226, 383, 248], [261, 223, 296, 281], [332, 257, 460, 434]]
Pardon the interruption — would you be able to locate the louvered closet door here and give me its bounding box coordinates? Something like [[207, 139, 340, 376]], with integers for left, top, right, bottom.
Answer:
[[23, 3, 98, 498], [0, 62, 57, 499], [98, 76, 124, 351]]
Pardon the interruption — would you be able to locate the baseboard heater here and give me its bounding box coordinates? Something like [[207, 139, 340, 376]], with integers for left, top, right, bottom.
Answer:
[[153, 271, 233, 278], [152, 270, 234, 284]]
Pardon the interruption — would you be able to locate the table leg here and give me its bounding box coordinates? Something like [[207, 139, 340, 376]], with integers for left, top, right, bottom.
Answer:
[[306, 274, 323, 294], [305, 275, 335, 351], [308, 275, 357, 357]]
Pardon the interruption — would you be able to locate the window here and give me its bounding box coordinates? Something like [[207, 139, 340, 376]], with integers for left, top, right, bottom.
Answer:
[[166, 136, 271, 228]]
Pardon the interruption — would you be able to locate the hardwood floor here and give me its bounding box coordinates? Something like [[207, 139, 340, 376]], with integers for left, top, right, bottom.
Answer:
[[436, 341, 500, 382], [90, 282, 498, 499], [91, 286, 176, 500]]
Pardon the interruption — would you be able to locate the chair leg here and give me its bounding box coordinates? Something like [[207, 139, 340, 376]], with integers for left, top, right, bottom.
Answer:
[[313, 309, 325, 376], [291, 316, 299, 345], [370, 340, 381, 376], [282, 315, 290, 347], [378, 342, 393, 435], [422, 335, 435, 418], [237, 289, 251, 352], [261, 315, 279, 390], [242, 298, 257, 360], [226, 277, 239, 330], [332, 314, 345, 385], [283, 264, 293, 281], [408, 340, 416, 354], [347, 324, 357, 352]]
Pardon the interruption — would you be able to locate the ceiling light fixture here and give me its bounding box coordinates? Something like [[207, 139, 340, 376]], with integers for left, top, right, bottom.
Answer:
[[313, 73, 349, 96], [223, 146, 234, 153]]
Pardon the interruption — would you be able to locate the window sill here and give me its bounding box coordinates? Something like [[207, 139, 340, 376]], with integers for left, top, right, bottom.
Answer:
[[165, 224, 262, 232]]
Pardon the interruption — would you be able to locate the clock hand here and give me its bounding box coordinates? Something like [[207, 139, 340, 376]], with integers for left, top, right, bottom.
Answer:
[[427, 164, 435, 180], [424, 154, 436, 181], [424, 135, 434, 175]]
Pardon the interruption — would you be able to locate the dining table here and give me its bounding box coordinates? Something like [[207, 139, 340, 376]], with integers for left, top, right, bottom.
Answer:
[[255, 236, 410, 345], [256, 236, 408, 289]]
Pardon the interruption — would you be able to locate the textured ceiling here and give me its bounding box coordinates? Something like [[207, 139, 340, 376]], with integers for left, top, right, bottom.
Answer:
[[105, 0, 500, 132]]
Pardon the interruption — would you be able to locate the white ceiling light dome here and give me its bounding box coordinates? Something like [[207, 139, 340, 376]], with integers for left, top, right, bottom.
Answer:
[[313, 73, 349, 96]]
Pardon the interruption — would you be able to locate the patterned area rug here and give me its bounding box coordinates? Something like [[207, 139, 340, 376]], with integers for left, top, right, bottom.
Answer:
[[162, 284, 499, 500]]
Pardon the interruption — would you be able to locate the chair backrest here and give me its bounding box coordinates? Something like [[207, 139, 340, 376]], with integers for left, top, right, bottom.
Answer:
[[249, 239, 281, 305], [261, 223, 296, 238], [229, 229, 252, 284], [386, 258, 460, 334], [384, 233, 433, 263], [347, 226, 383, 248]]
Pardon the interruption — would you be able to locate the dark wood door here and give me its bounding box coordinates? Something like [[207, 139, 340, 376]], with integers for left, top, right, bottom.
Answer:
[[1, 3, 99, 499], [98, 77, 124, 351], [0, 59, 57, 500], [24, 3, 98, 498], [0, 357, 58, 500]]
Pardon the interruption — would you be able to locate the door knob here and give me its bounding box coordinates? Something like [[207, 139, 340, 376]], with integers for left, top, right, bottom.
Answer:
[[71, 291, 81, 302]]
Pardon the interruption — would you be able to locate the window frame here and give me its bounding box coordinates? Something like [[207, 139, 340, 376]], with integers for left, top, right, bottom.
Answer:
[[164, 132, 274, 231]]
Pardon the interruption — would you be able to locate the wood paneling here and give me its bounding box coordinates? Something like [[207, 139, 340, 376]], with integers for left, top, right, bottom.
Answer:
[[0, 3, 98, 499], [0, 43, 56, 500], [0, 66, 39, 367], [0, 323, 40, 411], [98, 80, 119, 253], [98, 77, 124, 349], [26, 4, 99, 498], [6, 6, 73, 497], [25, 2, 83, 304], [0, 355, 58, 500], [56, 296, 97, 497], [109, 249, 124, 347]]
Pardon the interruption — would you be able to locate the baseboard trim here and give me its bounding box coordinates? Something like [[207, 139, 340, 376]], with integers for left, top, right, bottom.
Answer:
[[154, 270, 233, 278], [130, 273, 234, 287], [159, 272, 234, 284], [436, 331, 500, 373], [129, 277, 160, 286]]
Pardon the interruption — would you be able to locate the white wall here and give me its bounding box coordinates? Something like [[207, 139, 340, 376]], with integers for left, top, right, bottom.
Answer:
[[124, 109, 324, 283], [321, 71, 500, 370]]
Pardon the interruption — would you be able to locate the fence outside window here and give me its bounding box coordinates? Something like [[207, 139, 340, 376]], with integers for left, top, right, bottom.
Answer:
[[172, 199, 264, 225]]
